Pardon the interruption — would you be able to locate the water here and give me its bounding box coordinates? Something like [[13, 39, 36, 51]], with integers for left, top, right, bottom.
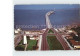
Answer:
[[14, 9, 80, 30]]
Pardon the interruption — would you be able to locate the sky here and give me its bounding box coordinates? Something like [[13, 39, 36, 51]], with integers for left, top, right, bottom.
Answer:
[[14, 4, 79, 10]]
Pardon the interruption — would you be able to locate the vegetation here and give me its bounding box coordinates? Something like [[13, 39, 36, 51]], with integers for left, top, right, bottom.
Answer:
[[26, 40, 38, 50], [18, 39, 23, 45], [71, 27, 80, 40], [15, 45, 25, 51], [15, 39, 25, 51], [15, 36, 38, 51], [71, 27, 80, 34], [47, 35, 64, 50], [48, 29, 54, 33]]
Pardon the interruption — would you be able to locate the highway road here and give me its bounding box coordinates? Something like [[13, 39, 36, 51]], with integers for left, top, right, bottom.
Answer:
[[51, 28, 71, 50], [41, 28, 49, 50], [41, 28, 71, 50], [14, 34, 23, 47]]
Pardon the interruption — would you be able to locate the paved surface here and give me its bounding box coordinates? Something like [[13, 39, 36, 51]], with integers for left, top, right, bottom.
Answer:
[[15, 28, 71, 50], [24, 44, 28, 51], [37, 35, 42, 50], [41, 28, 71, 50], [51, 28, 71, 50], [14, 34, 23, 47], [41, 28, 49, 50]]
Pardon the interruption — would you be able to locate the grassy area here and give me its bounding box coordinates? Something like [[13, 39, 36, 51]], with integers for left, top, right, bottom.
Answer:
[[47, 35, 64, 50], [48, 29, 54, 33], [15, 36, 38, 51], [15, 39, 25, 51], [15, 45, 25, 51], [26, 40, 37, 50]]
